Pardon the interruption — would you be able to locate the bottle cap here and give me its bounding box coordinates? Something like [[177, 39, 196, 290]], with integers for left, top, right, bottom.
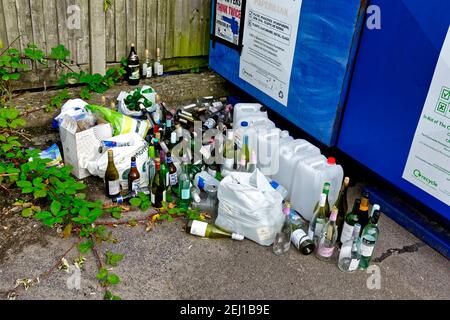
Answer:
[[344, 177, 350, 186], [270, 180, 279, 190], [327, 157, 336, 165], [370, 204, 381, 217], [241, 121, 249, 127], [231, 233, 245, 241], [319, 193, 327, 207], [131, 156, 136, 162], [260, 106, 268, 112], [197, 177, 205, 189], [192, 193, 201, 203]]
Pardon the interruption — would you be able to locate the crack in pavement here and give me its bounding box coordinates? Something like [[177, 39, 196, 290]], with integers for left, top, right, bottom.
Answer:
[[372, 242, 426, 263]]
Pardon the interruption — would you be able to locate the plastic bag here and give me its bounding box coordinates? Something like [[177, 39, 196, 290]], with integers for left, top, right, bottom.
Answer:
[[117, 86, 157, 118], [85, 104, 151, 138], [82, 133, 150, 191], [53, 99, 96, 131], [215, 169, 284, 246]]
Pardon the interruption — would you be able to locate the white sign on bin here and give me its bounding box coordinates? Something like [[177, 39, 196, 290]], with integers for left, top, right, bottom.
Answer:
[[239, 0, 303, 106], [403, 27, 450, 206]]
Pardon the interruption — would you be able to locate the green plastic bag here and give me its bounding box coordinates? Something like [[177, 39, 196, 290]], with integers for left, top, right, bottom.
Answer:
[[86, 104, 150, 138]]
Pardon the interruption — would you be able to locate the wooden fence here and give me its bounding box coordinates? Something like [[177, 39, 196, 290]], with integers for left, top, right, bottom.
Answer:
[[0, 0, 211, 81]]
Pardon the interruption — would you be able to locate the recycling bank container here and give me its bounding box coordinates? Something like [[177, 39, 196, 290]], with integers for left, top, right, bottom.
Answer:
[[338, 0, 450, 226], [209, 0, 366, 146]]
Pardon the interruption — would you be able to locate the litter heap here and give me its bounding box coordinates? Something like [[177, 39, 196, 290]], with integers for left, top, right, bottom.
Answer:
[[53, 85, 382, 274]]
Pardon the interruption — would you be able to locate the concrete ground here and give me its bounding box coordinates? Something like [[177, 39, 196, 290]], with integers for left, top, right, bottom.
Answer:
[[0, 71, 449, 300]]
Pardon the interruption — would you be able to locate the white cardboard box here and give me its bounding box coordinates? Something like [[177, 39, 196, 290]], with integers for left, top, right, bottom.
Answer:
[[59, 117, 113, 179]]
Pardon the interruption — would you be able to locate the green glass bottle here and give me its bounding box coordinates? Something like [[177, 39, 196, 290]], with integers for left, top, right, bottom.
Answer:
[[335, 177, 350, 241], [308, 193, 328, 244], [359, 210, 381, 270], [151, 159, 166, 208], [186, 220, 244, 240], [177, 161, 191, 209], [340, 198, 361, 245]]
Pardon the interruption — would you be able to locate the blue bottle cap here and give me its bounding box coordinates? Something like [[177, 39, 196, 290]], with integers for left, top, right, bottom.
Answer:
[[270, 181, 279, 189], [241, 121, 249, 127], [197, 177, 205, 189]]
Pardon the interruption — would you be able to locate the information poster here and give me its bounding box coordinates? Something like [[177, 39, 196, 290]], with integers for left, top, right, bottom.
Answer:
[[403, 27, 450, 206], [215, 0, 243, 46], [239, 0, 303, 106]]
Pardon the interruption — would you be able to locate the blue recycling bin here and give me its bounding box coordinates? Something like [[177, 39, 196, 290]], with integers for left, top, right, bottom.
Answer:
[[209, 0, 366, 146]]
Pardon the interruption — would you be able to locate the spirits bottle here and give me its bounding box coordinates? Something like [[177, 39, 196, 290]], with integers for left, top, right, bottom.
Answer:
[[128, 156, 141, 192], [273, 204, 292, 255], [177, 161, 191, 209], [316, 207, 339, 261], [186, 220, 244, 240], [308, 193, 328, 244], [154, 47, 163, 76], [338, 223, 362, 273], [105, 149, 120, 198], [127, 43, 140, 86], [151, 159, 165, 208], [359, 210, 381, 270], [340, 198, 361, 245], [336, 177, 350, 241]]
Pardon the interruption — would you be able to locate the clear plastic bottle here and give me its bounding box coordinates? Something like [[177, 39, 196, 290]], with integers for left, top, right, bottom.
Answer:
[[273, 204, 292, 255], [316, 207, 339, 261], [338, 223, 362, 273]]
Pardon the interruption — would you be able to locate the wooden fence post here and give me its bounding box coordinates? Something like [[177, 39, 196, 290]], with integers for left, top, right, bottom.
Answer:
[[89, 0, 106, 75]]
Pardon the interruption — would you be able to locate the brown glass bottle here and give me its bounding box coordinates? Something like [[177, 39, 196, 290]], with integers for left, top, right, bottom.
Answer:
[[128, 156, 141, 192], [127, 43, 140, 86]]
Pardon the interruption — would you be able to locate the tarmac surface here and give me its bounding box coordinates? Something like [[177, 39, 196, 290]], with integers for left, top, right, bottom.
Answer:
[[0, 72, 448, 300]]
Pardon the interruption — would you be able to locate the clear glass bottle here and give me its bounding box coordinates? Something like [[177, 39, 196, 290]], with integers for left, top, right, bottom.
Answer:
[[316, 206, 339, 261], [177, 161, 191, 209], [273, 204, 292, 255], [338, 223, 362, 273], [247, 151, 257, 173], [308, 193, 328, 244], [359, 210, 381, 270]]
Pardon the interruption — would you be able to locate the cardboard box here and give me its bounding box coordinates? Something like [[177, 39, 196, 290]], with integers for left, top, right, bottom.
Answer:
[[59, 116, 113, 179]]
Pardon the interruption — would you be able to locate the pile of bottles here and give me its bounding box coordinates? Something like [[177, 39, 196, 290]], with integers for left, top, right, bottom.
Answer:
[[272, 179, 382, 272]]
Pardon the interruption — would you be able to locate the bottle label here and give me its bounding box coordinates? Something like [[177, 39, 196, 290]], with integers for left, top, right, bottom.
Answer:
[[169, 173, 178, 186], [181, 189, 190, 200], [314, 220, 325, 238], [165, 172, 170, 187], [108, 180, 120, 195], [151, 192, 155, 204], [190, 220, 208, 237], [256, 227, 272, 241], [231, 233, 244, 241], [146, 66, 152, 78], [291, 229, 310, 250], [340, 222, 354, 244], [349, 259, 360, 271], [131, 180, 140, 191], [157, 64, 164, 76], [317, 245, 334, 258], [163, 190, 167, 203], [360, 238, 376, 257], [203, 118, 217, 130], [129, 65, 140, 80]]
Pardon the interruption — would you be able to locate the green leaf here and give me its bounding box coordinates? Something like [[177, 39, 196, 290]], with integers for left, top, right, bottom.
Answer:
[[16, 180, 32, 188], [77, 241, 94, 254], [34, 211, 52, 220], [50, 44, 70, 61], [96, 268, 108, 281], [107, 273, 120, 285], [50, 200, 62, 215], [33, 189, 47, 199], [129, 198, 142, 207], [21, 208, 33, 218], [105, 251, 124, 267], [111, 211, 122, 220]]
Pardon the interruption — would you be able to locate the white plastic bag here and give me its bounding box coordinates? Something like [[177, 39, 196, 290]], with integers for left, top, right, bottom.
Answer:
[[82, 133, 150, 191], [215, 170, 284, 246]]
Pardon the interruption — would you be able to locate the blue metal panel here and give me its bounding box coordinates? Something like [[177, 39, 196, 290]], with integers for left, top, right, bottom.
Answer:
[[338, 0, 450, 221], [209, 0, 365, 146]]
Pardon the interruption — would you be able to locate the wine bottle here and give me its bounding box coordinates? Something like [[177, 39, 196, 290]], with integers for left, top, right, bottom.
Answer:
[[316, 206, 339, 261], [142, 49, 151, 79], [291, 228, 316, 256], [370, 204, 380, 218], [166, 152, 178, 188], [338, 223, 362, 273], [151, 159, 166, 208], [237, 154, 247, 172], [358, 192, 370, 231], [340, 199, 361, 245], [336, 177, 350, 241], [273, 203, 292, 255], [186, 220, 244, 240], [128, 156, 141, 192], [313, 183, 331, 218], [148, 145, 156, 184], [105, 149, 121, 198], [159, 150, 170, 189], [223, 130, 235, 171], [202, 115, 219, 131], [359, 210, 381, 270], [177, 161, 191, 209], [308, 193, 328, 243], [154, 47, 163, 76], [127, 43, 140, 86]]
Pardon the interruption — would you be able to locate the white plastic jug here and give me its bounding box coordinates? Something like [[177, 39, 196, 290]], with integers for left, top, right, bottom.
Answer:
[[235, 118, 275, 149], [254, 126, 281, 176], [290, 155, 328, 221], [272, 139, 321, 198], [279, 130, 293, 145], [233, 103, 268, 127], [318, 157, 344, 207]]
